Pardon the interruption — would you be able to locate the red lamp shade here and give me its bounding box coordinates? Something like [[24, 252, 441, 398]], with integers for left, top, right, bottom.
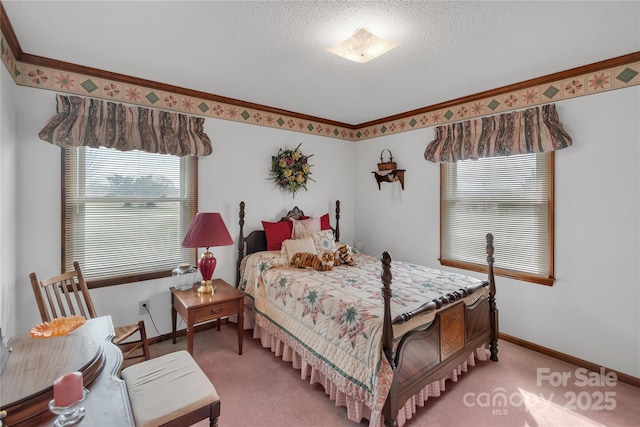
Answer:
[[181, 213, 233, 293]]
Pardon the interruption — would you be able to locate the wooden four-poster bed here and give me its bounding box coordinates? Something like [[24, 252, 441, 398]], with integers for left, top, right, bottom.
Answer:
[[235, 200, 498, 426]]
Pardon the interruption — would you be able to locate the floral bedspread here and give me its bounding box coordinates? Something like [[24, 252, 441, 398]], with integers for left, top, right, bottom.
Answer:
[[239, 250, 486, 421]]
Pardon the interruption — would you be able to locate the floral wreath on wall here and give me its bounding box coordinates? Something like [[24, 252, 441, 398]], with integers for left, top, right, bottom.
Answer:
[[270, 143, 314, 197]]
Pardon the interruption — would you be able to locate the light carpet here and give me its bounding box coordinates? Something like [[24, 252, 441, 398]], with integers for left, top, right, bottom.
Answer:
[[149, 325, 639, 427]]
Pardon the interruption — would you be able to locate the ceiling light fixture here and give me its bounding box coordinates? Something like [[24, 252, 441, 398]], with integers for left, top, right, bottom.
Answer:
[[326, 27, 399, 64]]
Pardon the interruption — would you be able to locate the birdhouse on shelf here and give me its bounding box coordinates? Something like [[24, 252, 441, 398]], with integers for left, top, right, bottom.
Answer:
[[372, 149, 405, 190]]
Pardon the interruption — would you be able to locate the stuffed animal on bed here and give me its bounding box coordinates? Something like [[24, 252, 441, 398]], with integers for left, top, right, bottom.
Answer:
[[290, 251, 335, 271], [334, 244, 356, 266]]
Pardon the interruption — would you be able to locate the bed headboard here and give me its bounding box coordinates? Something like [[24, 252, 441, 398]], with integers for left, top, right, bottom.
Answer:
[[236, 200, 341, 286]]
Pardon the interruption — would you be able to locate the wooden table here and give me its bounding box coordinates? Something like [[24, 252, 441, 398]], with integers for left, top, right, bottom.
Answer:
[[171, 279, 244, 356], [0, 316, 134, 426]]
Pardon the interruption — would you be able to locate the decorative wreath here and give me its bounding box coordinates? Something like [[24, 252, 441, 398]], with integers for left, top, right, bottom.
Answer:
[[270, 143, 314, 196]]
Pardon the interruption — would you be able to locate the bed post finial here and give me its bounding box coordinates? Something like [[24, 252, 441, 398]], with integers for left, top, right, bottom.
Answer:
[[486, 233, 499, 361], [236, 201, 246, 287], [381, 251, 394, 368]]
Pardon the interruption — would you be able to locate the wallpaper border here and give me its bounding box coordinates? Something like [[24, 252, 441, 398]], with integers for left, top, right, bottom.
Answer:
[[1, 29, 638, 142]]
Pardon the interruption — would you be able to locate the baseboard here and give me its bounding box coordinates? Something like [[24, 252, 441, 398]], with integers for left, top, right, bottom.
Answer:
[[499, 333, 640, 388]]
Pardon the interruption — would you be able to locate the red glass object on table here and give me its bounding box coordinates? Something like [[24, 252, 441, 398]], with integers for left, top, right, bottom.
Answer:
[[181, 213, 233, 294]]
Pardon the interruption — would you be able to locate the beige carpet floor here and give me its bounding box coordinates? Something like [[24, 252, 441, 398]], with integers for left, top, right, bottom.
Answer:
[[149, 324, 639, 427]]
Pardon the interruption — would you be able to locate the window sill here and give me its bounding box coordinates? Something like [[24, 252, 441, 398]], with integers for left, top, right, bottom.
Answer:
[[439, 259, 555, 286], [86, 270, 173, 289]]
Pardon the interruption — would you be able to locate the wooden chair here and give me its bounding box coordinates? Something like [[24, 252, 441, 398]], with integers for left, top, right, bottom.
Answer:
[[29, 261, 150, 363]]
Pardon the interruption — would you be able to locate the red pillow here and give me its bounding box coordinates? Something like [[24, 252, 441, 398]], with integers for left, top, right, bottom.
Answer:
[[262, 220, 293, 251], [319, 213, 331, 230]]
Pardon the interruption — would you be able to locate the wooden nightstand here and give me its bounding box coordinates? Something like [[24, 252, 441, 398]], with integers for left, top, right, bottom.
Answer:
[[171, 278, 244, 356]]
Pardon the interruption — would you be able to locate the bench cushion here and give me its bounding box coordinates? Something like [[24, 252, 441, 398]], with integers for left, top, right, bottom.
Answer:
[[121, 350, 219, 427]]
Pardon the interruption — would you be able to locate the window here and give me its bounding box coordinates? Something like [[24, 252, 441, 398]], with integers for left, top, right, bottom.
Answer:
[[63, 147, 197, 288], [440, 152, 554, 285]]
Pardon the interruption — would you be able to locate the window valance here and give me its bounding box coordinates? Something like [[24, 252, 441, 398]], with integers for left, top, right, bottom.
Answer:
[[424, 103, 572, 163], [38, 94, 212, 156]]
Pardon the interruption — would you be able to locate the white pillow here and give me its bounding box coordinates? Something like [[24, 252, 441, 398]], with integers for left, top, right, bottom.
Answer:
[[280, 237, 317, 263], [290, 217, 321, 239], [301, 230, 337, 253]]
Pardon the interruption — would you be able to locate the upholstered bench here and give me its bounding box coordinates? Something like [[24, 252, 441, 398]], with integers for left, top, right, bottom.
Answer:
[[121, 350, 220, 427]]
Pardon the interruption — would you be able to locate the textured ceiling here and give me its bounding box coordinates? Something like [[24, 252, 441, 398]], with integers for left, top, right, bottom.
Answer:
[[3, 1, 640, 125]]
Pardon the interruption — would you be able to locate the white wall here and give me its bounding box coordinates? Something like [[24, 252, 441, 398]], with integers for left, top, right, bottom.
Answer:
[[354, 87, 640, 377], [3, 77, 638, 378], [0, 63, 18, 337], [12, 85, 356, 340]]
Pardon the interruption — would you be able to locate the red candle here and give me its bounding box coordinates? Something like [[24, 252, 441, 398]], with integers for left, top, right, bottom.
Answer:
[[53, 371, 83, 407]]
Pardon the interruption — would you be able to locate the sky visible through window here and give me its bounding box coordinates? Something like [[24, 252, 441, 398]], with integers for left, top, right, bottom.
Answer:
[[456, 154, 538, 198], [84, 147, 181, 198]]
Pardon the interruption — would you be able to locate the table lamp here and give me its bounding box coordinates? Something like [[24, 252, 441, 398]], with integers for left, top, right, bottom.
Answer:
[[181, 212, 234, 294]]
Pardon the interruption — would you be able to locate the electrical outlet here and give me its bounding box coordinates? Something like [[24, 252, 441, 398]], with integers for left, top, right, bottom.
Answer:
[[139, 300, 150, 315]]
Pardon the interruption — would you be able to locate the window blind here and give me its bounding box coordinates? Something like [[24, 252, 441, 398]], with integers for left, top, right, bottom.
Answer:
[[63, 146, 197, 287], [440, 152, 554, 285]]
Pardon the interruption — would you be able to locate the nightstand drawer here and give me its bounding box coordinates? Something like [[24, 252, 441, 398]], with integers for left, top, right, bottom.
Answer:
[[192, 301, 239, 322]]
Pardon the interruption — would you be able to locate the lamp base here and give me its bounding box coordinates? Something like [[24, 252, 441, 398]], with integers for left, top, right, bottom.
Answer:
[[197, 250, 217, 294], [197, 280, 215, 294]]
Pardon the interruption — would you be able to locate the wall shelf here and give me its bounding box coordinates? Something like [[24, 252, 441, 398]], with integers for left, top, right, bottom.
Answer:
[[372, 169, 405, 190]]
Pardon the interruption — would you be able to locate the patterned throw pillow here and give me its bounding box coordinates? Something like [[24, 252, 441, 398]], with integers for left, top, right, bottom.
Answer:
[[302, 230, 337, 253]]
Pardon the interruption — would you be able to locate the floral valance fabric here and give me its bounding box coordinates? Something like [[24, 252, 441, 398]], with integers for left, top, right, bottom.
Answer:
[[38, 95, 212, 156], [424, 103, 572, 163]]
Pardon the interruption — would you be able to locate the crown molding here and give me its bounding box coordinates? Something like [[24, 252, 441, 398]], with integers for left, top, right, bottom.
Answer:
[[360, 51, 640, 129], [1, 2, 639, 141]]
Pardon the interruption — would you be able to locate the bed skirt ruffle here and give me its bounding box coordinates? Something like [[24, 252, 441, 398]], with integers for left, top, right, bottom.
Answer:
[[251, 309, 488, 427]]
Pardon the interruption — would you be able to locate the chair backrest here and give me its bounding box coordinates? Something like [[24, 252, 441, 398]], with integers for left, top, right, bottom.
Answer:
[[29, 261, 97, 322]]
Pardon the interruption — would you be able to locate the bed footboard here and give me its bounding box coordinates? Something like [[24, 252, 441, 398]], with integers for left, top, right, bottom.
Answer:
[[381, 234, 499, 426]]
